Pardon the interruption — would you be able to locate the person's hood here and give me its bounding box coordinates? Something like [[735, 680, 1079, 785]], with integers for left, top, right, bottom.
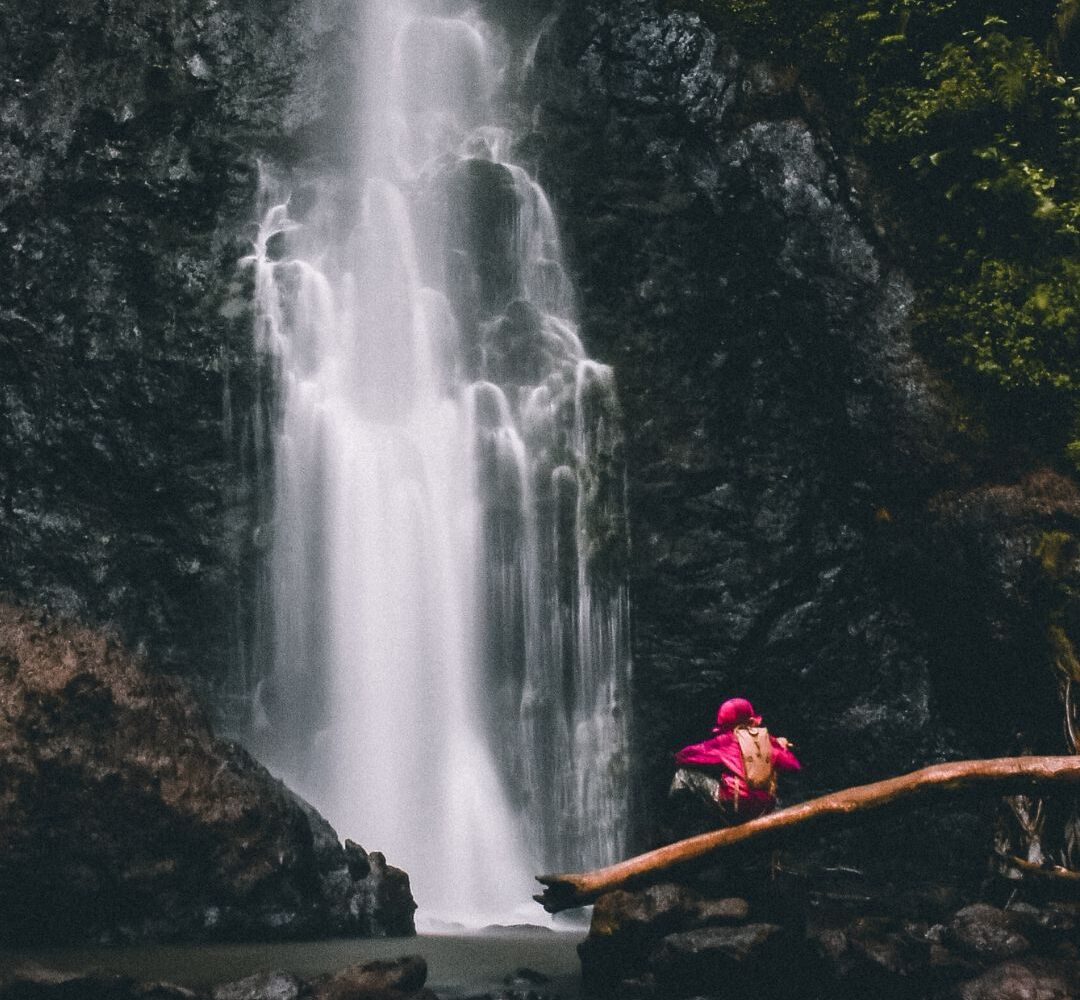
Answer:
[[712, 697, 761, 733]]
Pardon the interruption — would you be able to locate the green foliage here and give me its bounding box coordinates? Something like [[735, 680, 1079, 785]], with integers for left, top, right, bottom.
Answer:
[[682, 0, 1080, 470], [1037, 531, 1076, 578], [932, 259, 1079, 390]]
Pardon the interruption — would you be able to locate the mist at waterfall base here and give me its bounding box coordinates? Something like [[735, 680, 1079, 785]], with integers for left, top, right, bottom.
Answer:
[[236, 1, 631, 928]]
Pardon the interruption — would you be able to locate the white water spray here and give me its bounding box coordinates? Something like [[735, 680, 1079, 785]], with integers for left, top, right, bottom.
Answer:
[[238, 2, 630, 925]]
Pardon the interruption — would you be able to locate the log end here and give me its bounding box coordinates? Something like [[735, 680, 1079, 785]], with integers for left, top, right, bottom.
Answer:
[[534, 874, 587, 914]]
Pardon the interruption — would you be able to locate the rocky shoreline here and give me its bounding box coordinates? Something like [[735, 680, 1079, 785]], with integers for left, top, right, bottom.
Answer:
[[1, 957, 438, 1000], [576, 877, 1079, 1000], [3, 878, 1077, 1000]]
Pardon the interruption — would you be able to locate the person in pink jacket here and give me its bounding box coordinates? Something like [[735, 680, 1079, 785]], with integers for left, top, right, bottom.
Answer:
[[670, 697, 801, 826]]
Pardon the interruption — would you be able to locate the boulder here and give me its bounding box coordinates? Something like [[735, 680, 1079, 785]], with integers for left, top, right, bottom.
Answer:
[[588, 884, 705, 940], [957, 957, 1080, 1000], [212, 972, 305, 1000], [693, 896, 752, 926], [649, 923, 807, 998], [312, 956, 432, 1000], [945, 904, 1032, 963], [0, 602, 415, 944], [847, 924, 928, 979], [579, 883, 745, 995]]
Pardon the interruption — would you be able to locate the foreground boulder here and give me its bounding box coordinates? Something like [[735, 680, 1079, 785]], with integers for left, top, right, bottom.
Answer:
[[312, 957, 435, 1000], [0, 602, 416, 944]]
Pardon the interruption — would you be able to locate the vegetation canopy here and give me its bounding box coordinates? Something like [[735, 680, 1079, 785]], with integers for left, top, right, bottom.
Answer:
[[680, 0, 1080, 470]]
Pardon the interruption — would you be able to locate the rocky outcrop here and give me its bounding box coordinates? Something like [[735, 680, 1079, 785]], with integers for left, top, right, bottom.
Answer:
[[576, 882, 1080, 999], [0, 602, 415, 944], [524, 0, 1080, 864]]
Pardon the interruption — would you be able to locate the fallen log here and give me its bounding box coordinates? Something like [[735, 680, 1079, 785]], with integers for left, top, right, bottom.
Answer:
[[535, 755, 1080, 913]]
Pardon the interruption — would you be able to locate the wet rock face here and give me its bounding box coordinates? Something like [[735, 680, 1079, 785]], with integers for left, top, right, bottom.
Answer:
[[525, 0, 1079, 856], [0, 603, 415, 944], [0, 0, 353, 681]]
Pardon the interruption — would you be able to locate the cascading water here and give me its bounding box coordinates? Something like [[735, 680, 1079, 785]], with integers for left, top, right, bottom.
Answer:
[[237, 1, 630, 925]]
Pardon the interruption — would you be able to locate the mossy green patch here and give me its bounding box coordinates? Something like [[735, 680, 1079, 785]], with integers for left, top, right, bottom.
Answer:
[[1036, 529, 1076, 577], [1049, 623, 1080, 682]]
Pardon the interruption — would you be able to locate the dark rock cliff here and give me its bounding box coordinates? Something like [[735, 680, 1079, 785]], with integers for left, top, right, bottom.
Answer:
[[523, 0, 1080, 864], [0, 0, 355, 682]]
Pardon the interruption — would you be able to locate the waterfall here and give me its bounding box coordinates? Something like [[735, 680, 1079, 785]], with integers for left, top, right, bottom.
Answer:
[[237, 1, 630, 926]]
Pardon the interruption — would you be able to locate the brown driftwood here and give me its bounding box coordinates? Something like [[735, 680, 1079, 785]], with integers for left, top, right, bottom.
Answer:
[[535, 755, 1080, 913]]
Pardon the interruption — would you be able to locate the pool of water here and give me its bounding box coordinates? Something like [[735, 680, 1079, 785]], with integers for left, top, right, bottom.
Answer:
[[0, 928, 585, 998]]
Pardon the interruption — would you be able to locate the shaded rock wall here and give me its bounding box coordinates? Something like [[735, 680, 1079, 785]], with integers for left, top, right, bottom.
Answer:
[[0, 0, 354, 680], [523, 0, 1080, 858], [0, 602, 415, 944]]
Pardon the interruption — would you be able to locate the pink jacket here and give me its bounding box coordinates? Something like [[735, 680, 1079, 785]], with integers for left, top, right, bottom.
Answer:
[[675, 698, 800, 818]]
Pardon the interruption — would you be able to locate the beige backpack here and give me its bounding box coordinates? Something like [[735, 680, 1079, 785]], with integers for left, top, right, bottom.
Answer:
[[734, 725, 777, 796]]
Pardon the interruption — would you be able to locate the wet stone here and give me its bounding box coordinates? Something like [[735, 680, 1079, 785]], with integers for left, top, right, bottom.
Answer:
[[482, 300, 545, 386], [649, 923, 800, 997], [313, 956, 428, 1000], [135, 986, 202, 1000], [212, 972, 304, 1000], [445, 158, 520, 314], [946, 904, 1032, 963], [957, 957, 1080, 1000], [1006, 901, 1079, 938], [502, 969, 550, 986], [692, 896, 750, 926], [589, 884, 702, 940]]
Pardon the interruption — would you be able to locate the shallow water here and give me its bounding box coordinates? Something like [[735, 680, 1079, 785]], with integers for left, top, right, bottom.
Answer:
[[0, 929, 584, 998]]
